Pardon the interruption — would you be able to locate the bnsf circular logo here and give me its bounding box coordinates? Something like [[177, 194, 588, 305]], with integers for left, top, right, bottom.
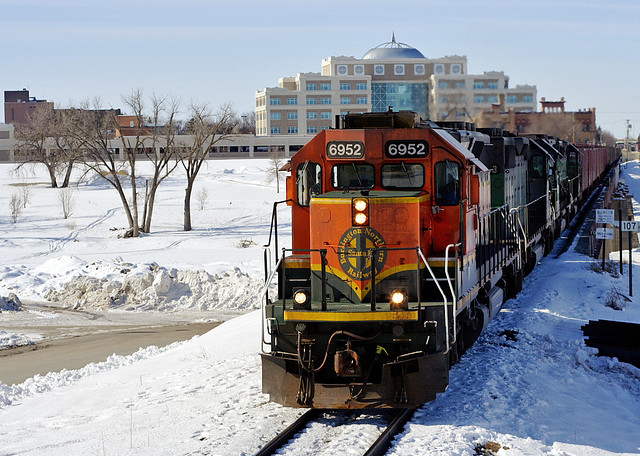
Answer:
[[338, 227, 387, 281]]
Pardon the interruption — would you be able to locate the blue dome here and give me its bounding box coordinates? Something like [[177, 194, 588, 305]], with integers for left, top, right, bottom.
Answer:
[[362, 34, 425, 60]]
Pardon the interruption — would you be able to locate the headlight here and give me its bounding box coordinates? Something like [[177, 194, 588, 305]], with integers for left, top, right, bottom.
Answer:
[[354, 212, 368, 225], [352, 197, 369, 226], [294, 290, 309, 305], [353, 198, 368, 212], [390, 290, 407, 309]]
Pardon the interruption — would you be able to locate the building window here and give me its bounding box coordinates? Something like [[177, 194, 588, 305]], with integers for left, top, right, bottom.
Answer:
[[473, 82, 485, 90], [321, 126, 329, 131], [487, 82, 499, 89], [307, 97, 317, 105], [287, 98, 298, 105], [451, 64, 462, 74], [270, 112, 281, 120], [306, 83, 317, 91], [455, 81, 466, 89], [356, 83, 367, 90], [438, 81, 450, 89], [287, 112, 298, 120], [394, 64, 405, 75], [271, 127, 281, 134], [307, 126, 318, 134], [320, 83, 331, 90], [321, 111, 331, 119], [288, 126, 298, 134], [371, 82, 428, 119], [488, 95, 498, 103], [270, 98, 281, 105], [321, 97, 331, 104], [507, 95, 518, 103], [307, 112, 318, 120], [523, 95, 534, 103], [439, 97, 449, 104], [340, 83, 351, 90], [340, 97, 351, 105], [455, 111, 466, 118], [474, 95, 485, 103], [583, 123, 591, 132], [357, 97, 368, 104]]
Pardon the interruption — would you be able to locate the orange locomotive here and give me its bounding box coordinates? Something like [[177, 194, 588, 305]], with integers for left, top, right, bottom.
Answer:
[[260, 110, 617, 409]]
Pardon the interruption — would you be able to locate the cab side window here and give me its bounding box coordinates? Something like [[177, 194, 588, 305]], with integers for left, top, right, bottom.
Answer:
[[530, 154, 544, 178], [297, 162, 322, 206], [434, 161, 460, 206]]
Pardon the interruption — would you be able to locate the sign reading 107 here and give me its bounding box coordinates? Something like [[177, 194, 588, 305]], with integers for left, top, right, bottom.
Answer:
[[385, 140, 429, 158]]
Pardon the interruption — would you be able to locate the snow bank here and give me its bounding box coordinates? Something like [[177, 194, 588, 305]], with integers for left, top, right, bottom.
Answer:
[[0, 293, 22, 311], [0, 330, 43, 351], [44, 264, 266, 312]]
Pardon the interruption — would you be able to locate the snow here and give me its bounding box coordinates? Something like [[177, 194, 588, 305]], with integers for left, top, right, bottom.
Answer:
[[1, 160, 640, 455]]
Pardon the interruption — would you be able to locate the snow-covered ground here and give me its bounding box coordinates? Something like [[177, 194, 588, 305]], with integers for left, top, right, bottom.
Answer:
[[1, 160, 639, 455]]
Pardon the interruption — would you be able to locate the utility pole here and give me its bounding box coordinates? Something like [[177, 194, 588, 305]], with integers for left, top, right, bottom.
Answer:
[[625, 119, 632, 161]]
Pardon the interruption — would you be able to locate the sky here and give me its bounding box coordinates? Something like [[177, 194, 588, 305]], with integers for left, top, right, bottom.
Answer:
[[2, 0, 640, 139]]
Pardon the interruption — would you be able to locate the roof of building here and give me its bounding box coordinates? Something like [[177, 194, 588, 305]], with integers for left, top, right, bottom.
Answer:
[[362, 33, 425, 60]]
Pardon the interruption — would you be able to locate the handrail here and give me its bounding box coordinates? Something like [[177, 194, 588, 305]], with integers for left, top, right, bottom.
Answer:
[[417, 248, 451, 354], [261, 254, 283, 353], [445, 243, 461, 350], [510, 207, 527, 270]]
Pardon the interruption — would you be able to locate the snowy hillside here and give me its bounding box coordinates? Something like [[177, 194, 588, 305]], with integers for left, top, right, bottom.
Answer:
[[0, 160, 639, 455]]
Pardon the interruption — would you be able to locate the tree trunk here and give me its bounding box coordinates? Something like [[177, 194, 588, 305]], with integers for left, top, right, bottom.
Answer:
[[130, 167, 140, 237], [144, 182, 159, 233], [47, 164, 58, 188], [184, 181, 194, 231], [61, 159, 74, 188]]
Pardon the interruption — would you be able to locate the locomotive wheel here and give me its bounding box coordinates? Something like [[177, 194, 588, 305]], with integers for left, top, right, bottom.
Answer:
[[462, 304, 484, 349]]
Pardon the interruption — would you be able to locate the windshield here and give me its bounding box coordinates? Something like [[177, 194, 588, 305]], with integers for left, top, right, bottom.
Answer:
[[332, 163, 375, 189], [381, 163, 424, 189]]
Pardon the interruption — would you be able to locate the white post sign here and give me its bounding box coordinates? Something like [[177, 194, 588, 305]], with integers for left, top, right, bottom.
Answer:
[[620, 220, 640, 232], [596, 209, 615, 224], [596, 228, 614, 239]]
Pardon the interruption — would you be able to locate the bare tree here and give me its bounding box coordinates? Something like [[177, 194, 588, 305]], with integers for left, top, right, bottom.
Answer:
[[527, 113, 576, 141], [266, 150, 286, 193], [13, 106, 62, 188], [120, 92, 181, 233], [599, 129, 616, 147], [54, 109, 87, 188], [69, 100, 139, 236], [19, 184, 31, 208], [196, 186, 209, 211], [58, 187, 75, 219], [71, 92, 180, 237], [178, 103, 234, 231], [10, 193, 22, 223]]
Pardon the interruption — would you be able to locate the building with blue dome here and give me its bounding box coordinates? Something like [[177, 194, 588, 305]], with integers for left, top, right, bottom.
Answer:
[[256, 35, 536, 136]]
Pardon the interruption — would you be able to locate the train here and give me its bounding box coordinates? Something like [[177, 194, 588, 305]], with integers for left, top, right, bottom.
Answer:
[[260, 109, 619, 409]]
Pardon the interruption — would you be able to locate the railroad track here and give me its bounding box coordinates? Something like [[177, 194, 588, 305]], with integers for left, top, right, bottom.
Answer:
[[254, 408, 416, 456]]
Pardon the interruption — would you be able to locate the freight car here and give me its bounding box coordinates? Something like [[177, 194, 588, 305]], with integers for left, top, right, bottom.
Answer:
[[260, 110, 619, 409]]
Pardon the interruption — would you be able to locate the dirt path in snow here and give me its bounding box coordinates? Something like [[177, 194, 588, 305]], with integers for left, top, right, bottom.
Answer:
[[0, 322, 220, 385]]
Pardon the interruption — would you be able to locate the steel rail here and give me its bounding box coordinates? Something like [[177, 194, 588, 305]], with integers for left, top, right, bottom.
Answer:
[[254, 408, 323, 456], [254, 408, 416, 456], [363, 408, 416, 456]]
